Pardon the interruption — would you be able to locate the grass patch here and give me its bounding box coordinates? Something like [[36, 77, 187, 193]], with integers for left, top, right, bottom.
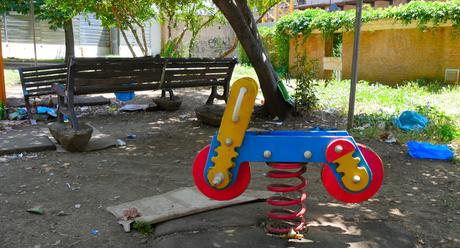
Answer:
[[231, 66, 460, 145], [4, 69, 20, 86], [316, 80, 460, 118], [232, 65, 257, 83], [132, 221, 154, 235], [315, 80, 460, 144]]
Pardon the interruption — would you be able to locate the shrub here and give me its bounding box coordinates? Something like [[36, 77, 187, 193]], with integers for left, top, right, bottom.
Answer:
[[292, 56, 319, 114]]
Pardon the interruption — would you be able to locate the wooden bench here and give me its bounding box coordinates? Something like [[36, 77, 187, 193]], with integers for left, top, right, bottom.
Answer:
[[53, 56, 238, 129], [18, 64, 67, 120]]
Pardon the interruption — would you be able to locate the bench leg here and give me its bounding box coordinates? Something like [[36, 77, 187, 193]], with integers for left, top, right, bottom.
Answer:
[[57, 95, 65, 124], [67, 97, 80, 130], [24, 96, 33, 123], [206, 86, 218, 105], [222, 83, 229, 103], [161, 89, 175, 100], [206, 85, 229, 105]]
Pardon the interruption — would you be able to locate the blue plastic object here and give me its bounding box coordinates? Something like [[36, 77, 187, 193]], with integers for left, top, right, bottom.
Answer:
[[115, 91, 135, 102], [204, 130, 372, 191], [36, 106, 57, 117], [407, 141, 455, 160], [394, 111, 428, 132]]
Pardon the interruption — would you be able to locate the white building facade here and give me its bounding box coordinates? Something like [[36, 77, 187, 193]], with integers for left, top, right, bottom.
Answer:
[[0, 13, 161, 60]]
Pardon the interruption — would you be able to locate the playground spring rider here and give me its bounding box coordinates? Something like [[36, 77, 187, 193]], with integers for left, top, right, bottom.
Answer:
[[192, 77, 384, 235]]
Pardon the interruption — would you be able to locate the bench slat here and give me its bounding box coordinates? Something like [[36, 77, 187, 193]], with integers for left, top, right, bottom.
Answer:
[[27, 87, 54, 95], [75, 79, 227, 95], [22, 74, 68, 83], [73, 68, 163, 79], [72, 63, 164, 72], [73, 73, 228, 88], [166, 68, 230, 74], [73, 75, 162, 87], [162, 63, 233, 69], [20, 64, 67, 72], [71, 56, 156, 64], [167, 74, 229, 81], [22, 68, 68, 77], [24, 79, 67, 87]]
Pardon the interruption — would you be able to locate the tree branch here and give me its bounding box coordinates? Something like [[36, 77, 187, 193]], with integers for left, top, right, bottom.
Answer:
[[112, 6, 136, 57], [219, 1, 280, 58]]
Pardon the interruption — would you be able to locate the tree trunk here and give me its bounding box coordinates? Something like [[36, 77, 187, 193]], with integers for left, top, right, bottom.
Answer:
[[219, 0, 279, 58], [64, 20, 75, 64], [126, 21, 146, 55], [188, 32, 198, 58], [112, 7, 136, 57], [219, 37, 238, 58], [212, 0, 291, 119], [120, 28, 137, 57]]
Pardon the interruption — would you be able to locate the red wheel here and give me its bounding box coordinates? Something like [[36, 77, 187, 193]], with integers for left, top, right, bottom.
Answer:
[[192, 145, 251, 201], [321, 143, 384, 203]]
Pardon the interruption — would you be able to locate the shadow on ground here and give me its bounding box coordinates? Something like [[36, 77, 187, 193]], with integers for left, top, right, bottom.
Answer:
[[151, 201, 414, 248]]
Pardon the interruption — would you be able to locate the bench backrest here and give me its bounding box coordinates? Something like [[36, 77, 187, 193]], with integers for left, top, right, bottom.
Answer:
[[18, 64, 67, 98], [68, 57, 237, 95]]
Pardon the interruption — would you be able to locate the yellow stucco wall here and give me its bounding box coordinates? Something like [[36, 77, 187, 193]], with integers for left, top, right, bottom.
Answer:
[[289, 26, 460, 84], [343, 26, 460, 84], [289, 34, 327, 78]]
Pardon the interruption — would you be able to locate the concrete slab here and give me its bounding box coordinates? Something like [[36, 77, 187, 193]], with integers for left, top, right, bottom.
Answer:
[[107, 187, 273, 225], [151, 201, 416, 248], [0, 126, 56, 155]]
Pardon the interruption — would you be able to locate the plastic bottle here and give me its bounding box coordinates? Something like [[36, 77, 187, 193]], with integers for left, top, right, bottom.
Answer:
[[31, 101, 38, 115], [0, 102, 4, 120]]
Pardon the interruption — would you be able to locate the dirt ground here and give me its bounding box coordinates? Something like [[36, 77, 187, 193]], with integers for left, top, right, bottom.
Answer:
[[0, 88, 459, 248]]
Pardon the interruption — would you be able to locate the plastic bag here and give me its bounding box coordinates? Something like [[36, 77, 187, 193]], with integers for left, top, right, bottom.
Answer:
[[407, 141, 455, 160], [8, 108, 28, 120], [394, 111, 428, 132], [36, 106, 57, 117]]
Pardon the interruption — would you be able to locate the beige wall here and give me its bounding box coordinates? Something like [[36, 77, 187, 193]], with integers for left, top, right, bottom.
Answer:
[[342, 26, 460, 84], [289, 34, 327, 78], [164, 22, 236, 58], [289, 25, 460, 84]]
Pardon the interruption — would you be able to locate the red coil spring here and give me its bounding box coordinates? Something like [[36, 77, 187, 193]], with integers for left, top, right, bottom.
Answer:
[[265, 163, 308, 235]]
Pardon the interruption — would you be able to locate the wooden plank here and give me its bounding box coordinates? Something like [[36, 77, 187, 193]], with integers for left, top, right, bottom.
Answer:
[[164, 63, 232, 69], [73, 76, 160, 88], [20, 64, 66, 72], [73, 62, 164, 72], [27, 89, 55, 96], [72, 57, 156, 65], [167, 74, 228, 81], [167, 57, 237, 63], [24, 79, 67, 87], [22, 68, 68, 77], [162, 79, 226, 88], [74, 68, 162, 79], [75, 79, 226, 95], [22, 74, 67, 83], [75, 83, 158, 94], [166, 68, 230, 74]]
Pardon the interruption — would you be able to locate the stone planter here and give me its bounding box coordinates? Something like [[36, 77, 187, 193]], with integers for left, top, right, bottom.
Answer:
[[153, 97, 182, 111], [195, 104, 225, 127], [49, 122, 93, 152]]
